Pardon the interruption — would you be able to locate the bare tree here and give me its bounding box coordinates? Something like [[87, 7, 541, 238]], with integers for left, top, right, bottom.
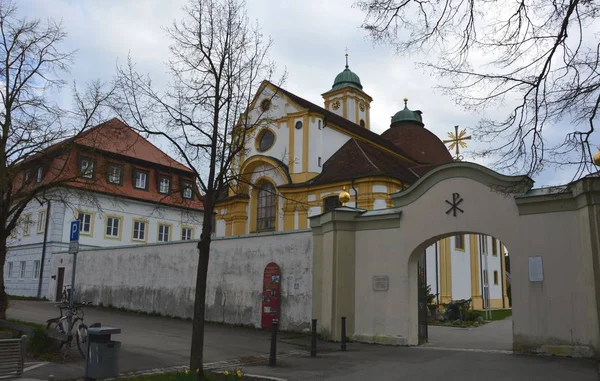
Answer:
[[115, 0, 282, 375], [0, 0, 113, 319], [357, 0, 600, 179]]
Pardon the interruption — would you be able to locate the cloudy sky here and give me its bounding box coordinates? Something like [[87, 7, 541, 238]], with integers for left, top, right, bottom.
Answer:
[[21, 0, 582, 187]]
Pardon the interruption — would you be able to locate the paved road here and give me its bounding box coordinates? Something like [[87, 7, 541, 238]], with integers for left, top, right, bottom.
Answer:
[[8, 301, 598, 381], [426, 317, 513, 351], [8, 300, 302, 380], [247, 346, 598, 381]]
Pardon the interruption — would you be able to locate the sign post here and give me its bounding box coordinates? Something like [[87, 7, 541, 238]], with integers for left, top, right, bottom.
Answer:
[[69, 220, 81, 309]]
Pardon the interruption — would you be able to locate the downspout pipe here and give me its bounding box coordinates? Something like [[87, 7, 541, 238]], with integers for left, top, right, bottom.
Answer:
[[37, 199, 51, 299], [351, 179, 358, 209], [435, 242, 439, 306]]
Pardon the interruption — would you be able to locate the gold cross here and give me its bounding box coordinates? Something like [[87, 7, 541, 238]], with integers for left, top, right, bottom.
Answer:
[[443, 125, 471, 161]]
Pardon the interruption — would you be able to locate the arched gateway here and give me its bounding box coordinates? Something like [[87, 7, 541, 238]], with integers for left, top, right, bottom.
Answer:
[[310, 162, 600, 358]]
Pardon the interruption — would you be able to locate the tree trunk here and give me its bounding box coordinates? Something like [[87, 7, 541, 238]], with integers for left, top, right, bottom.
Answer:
[[0, 239, 8, 320], [190, 212, 213, 379]]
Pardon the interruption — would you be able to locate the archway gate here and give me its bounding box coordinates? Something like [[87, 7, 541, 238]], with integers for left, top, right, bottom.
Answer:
[[309, 162, 600, 358]]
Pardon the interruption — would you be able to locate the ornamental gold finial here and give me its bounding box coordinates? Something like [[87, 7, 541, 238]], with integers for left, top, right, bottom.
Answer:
[[339, 186, 351, 206], [403, 98, 408, 106], [443, 125, 471, 161], [594, 146, 600, 166]]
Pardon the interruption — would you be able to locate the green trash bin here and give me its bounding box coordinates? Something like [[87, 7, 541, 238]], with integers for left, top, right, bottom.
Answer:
[[85, 327, 121, 379]]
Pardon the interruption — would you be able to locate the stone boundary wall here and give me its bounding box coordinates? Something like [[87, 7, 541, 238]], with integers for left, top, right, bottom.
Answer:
[[53, 230, 312, 331]]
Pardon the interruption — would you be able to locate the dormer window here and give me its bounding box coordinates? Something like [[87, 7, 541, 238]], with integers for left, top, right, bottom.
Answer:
[[182, 181, 193, 199], [107, 164, 123, 185], [23, 170, 31, 186], [134, 170, 148, 190], [159, 176, 171, 194], [36, 167, 44, 183], [79, 157, 94, 179]]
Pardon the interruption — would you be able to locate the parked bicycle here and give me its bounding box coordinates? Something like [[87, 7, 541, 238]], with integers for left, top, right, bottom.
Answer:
[[60, 285, 71, 304], [46, 301, 90, 358]]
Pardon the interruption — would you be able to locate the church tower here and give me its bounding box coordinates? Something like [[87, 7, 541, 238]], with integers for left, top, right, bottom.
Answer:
[[322, 53, 373, 129]]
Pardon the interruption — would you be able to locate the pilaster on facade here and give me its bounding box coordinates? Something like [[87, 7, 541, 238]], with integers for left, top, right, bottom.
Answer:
[[439, 238, 452, 304]]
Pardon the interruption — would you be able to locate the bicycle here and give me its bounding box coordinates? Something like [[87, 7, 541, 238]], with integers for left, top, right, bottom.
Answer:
[[60, 285, 71, 304], [46, 302, 90, 358]]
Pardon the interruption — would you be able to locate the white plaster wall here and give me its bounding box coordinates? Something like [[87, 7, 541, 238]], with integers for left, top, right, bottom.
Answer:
[[60, 193, 203, 246], [373, 199, 388, 210], [4, 242, 67, 298], [373, 185, 387, 193], [353, 175, 599, 353], [308, 117, 323, 173], [321, 127, 351, 164], [245, 88, 297, 162], [308, 206, 322, 218], [293, 119, 303, 174], [450, 242, 471, 300], [247, 89, 296, 127], [483, 236, 504, 300], [6, 189, 203, 297], [425, 243, 440, 303], [55, 231, 313, 331], [346, 98, 357, 124]]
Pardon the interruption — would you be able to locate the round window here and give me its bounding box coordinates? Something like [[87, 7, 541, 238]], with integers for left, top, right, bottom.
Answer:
[[257, 129, 275, 152], [295, 121, 303, 130], [260, 99, 271, 112]]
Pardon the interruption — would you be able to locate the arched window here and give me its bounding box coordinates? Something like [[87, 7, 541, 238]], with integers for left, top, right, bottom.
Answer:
[[257, 182, 276, 232], [359, 119, 366, 128]]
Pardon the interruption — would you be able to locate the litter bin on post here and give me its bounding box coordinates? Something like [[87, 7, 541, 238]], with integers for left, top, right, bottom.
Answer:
[[84, 327, 121, 380]]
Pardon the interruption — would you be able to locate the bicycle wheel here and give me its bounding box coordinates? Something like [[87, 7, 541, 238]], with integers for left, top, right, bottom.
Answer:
[[47, 319, 68, 354], [73, 319, 88, 358]]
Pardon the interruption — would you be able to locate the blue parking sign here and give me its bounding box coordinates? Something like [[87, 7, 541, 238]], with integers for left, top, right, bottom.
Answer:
[[70, 220, 81, 242]]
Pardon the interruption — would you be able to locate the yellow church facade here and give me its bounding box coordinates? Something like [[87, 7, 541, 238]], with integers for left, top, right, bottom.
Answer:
[[216, 60, 509, 310]]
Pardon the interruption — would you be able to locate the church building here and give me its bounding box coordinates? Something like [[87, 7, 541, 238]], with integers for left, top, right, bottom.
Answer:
[[216, 56, 509, 309]]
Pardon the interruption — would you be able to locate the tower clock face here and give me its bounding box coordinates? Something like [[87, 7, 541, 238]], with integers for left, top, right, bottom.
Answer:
[[332, 100, 341, 110], [359, 101, 365, 112]]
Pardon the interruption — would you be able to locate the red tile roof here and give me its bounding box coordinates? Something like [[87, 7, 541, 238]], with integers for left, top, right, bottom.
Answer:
[[300, 139, 418, 186], [380, 123, 453, 165], [18, 118, 203, 211], [74, 118, 193, 173]]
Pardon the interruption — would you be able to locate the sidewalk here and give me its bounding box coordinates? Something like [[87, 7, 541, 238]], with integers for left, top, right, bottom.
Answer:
[[9, 301, 599, 381], [246, 344, 599, 381]]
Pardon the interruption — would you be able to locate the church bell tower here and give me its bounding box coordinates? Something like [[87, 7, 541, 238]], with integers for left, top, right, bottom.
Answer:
[[322, 52, 373, 129]]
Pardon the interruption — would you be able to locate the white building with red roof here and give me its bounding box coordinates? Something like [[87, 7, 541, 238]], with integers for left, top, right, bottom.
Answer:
[[3, 118, 204, 299]]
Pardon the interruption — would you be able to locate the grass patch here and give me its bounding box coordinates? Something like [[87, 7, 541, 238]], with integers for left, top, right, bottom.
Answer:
[[8, 295, 48, 301], [429, 320, 486, 328], [8, 318, 46, 330], [1, 319, 63, 362], [473, 309, 512, 321]]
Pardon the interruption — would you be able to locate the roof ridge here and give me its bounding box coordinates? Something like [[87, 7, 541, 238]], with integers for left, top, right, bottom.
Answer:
[[119, 120, 194, 173], [353, 139, 382, 174], [77, 118, 194, 173]]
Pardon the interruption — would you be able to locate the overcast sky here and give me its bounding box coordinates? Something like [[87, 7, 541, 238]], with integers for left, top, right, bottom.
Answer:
[[22, 0, 583, 187]]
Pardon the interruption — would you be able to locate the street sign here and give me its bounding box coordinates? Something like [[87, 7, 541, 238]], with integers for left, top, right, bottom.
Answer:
[[70, 220, 81, 242], [68, 220, 81, 309], [69, 241, 79, 254]]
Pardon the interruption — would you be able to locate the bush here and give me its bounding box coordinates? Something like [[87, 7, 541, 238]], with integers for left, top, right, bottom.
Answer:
[[27, 326, 57, 355], [463, 310, 479, 322]]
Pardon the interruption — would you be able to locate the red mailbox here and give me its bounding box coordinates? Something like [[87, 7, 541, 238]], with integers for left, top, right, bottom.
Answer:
[[261, 262, 281, 329]]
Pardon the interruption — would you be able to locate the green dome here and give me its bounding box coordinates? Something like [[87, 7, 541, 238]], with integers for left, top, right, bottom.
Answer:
[[391, 99, 423, 126], [331, 67, 363, 91]]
